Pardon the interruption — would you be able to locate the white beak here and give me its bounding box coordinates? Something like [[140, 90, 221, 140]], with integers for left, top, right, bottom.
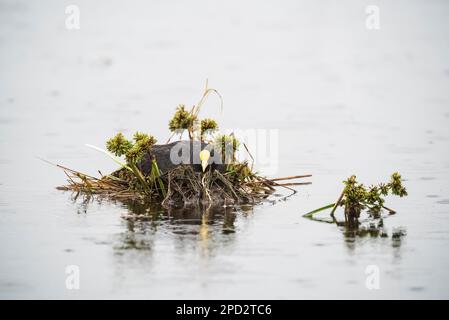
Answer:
[[201, 160, 208, 172]]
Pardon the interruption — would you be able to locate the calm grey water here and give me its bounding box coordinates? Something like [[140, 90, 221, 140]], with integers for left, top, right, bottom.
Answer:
[[1, 0, 449, 299]]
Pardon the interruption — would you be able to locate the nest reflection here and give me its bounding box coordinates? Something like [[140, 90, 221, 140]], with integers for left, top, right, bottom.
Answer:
[[113, 200, 254, 252]]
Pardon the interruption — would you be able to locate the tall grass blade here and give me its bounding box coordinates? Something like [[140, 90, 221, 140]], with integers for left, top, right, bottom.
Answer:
[[303, 203, 335, 218], [151, 159, 166, 197], [85, 144, 132, 172]]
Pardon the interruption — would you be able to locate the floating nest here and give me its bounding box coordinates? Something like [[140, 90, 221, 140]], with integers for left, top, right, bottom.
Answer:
[[55, 140, 311, 208], [52, 85, 311, 209]]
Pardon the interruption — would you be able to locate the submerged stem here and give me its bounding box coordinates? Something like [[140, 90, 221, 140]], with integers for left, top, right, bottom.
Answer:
[[330, 189, 345, 217], [129, 163, 150, 194]]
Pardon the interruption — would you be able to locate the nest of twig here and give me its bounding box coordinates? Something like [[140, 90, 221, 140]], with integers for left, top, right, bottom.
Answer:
[[56, 159, 311, 207], [52, 84, 312, 208]]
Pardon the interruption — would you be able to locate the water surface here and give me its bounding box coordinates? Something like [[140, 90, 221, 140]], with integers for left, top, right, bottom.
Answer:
[[1, 0, 449, 299]]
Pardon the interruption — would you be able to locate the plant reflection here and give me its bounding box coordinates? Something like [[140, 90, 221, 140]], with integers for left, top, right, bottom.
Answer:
[[305, 207, 407, 251]]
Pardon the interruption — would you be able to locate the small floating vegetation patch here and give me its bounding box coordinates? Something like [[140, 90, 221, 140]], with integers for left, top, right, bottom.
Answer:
[[304, 173, 407, 228], [52, 85, 311, 208]]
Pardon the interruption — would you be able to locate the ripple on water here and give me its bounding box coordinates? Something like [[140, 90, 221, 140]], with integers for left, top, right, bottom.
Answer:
[[409, 286, 425, 292], [0, 117, 15, 125], [419, 177, 436, 181]]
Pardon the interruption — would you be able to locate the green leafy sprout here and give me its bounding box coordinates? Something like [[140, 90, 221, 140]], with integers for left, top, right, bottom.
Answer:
[[200, 118, 219, 136], [168, 105, 197, 138], [126, 132, 157, 163], [340, 173, 407, 212], [106, 132, 158, 194], [106, 132, 133, 157], [106, 132, 157, 164], [214, 134, 240, 164]]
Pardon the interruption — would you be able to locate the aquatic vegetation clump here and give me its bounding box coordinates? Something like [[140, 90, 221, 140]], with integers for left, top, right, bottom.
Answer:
[[125, 133, 157, 163], [106, 132, 133, 157], [104, 131, 160, 195], [214, 134, 240, 163], [340, 173, 407, 213], [200, 118, 218, 137], [106, 132, 157, 163], [304, 173, 407, 227], [168, 105, 197, 138]]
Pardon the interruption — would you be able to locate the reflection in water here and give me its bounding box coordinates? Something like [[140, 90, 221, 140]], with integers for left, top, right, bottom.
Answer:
[[340, 212, 407, 254], [115, 201, 254, 261], [73, 191, 408, 256], [71, 194, 254, 254], [306, 207, 407, 252], [115, 220, 155, 251], [121, 199, 240, 233]]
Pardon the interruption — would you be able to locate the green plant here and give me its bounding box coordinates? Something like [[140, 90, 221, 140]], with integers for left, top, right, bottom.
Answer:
[[166, 82, 223, 143], [304, 173, 407, 224], [106, 133, 133, 157], [200, 118, 218, 137], [340, 173, 407, 213], [225, 161, 254, 183], [149, 157, 166, 197], [214, 134, 240, 164], [133, 132, 155, 144], [168, 105, 197, 139], [106, 132, 157, 165], [106, 132, 157, 195], [126, 133, 157, 163]]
